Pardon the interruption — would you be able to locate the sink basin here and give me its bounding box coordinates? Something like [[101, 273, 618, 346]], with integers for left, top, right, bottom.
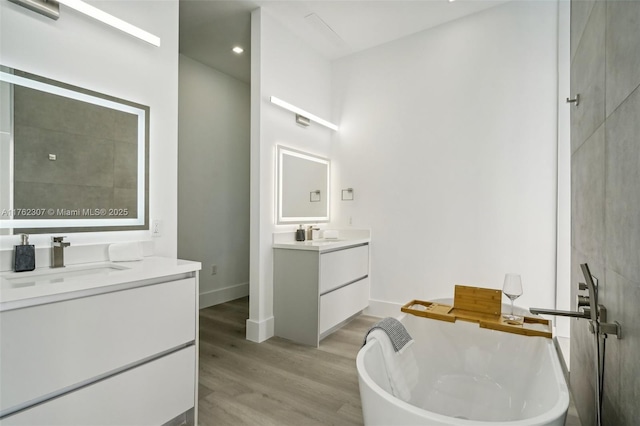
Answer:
[[1, 263, 130, 289]]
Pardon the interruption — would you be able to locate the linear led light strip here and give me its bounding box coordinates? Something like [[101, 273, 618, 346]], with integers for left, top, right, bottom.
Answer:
[[270, 96, 339, 131], [58, 0, 161, 47]]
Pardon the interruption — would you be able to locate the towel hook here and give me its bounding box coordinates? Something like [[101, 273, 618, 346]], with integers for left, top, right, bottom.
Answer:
[[566, 94, 580, 106]]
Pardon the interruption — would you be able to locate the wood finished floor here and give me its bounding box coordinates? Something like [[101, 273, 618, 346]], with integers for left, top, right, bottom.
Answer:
[[197, 297, 377, 426], [197, 297, 581, 426]]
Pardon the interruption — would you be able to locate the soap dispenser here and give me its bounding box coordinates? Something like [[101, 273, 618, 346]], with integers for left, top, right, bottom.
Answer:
[[295, 225, 306, 241], [14, 233, 35, 272]]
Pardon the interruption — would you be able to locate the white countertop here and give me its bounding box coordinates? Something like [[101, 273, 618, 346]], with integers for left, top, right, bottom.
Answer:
[[273, 238, 370, 252], [0, 256, 201, 312], [272, 228, 371, 252]]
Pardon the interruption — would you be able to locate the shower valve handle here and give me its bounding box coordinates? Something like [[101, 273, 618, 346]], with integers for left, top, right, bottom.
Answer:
[[577, 295, 590, 307]]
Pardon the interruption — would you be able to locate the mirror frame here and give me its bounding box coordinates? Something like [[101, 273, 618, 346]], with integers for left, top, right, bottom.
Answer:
[[0, 66, 149, 233], [276, 145, 330, 225]]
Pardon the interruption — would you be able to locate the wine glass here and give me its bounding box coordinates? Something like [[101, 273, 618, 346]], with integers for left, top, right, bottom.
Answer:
[[502, 273, 523, 322]]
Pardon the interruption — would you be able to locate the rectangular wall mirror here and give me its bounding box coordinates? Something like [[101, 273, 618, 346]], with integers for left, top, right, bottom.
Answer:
[[276, 146, 329, 224], [0, 65, 149, 234]]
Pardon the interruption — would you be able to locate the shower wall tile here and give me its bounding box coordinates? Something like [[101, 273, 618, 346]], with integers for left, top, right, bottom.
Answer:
[[600, 268, 622, 426], [18, 129, 114, 187], [570, 1, 606, 153], [14, 86, 63, 131], [571, 0, 596, 62], [570, 312, 596, 426], [605, 1, 640, 116], [618, 278, 640, 425], [571, 124, 605, 263], [572, 1, 640, 423], [605, 86, 640, 281], [11, 86, 141, 218], [570, 249, 603, 426], [114, 142, 138, 189], [111, 111, 138, 144], [14, 125, 115, 188], [14, 182, 113, 218], [14, 86, 137, 144], [114, 188, 138, 218], [603, 269, 640, 425]]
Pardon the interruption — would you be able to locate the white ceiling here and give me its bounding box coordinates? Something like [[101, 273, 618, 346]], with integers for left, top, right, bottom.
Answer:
[[179, 0, 508, 84]]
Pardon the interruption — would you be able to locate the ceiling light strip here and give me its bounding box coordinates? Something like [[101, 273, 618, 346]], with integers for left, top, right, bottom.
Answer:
[[270, 96, 339, 131], [58, 0, 161, 47]]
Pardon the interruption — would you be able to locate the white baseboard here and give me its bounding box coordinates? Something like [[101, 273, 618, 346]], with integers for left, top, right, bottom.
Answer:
[[364, 299, 403, 318], [199, 282, 249, 309], [245, 316, 274, 343]]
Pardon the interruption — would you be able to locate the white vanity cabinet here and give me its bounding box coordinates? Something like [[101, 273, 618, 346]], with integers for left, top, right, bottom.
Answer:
[[274, 242, 370, 346], [0, 258, 200, 426]]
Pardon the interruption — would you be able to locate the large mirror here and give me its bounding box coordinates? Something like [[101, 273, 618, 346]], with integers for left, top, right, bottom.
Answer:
[[276, 146, 330, 224], [0, 66, 149, 234]]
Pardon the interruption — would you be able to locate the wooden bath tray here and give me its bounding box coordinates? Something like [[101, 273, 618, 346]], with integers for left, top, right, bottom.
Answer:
[[400, 285, 552, 338]]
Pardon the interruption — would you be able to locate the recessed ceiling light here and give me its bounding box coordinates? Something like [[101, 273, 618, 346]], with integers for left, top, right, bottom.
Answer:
[[232, 46, 244, 54]]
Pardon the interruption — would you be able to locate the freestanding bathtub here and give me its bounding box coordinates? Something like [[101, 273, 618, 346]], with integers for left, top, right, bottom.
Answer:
[[357, 312, 569, 425]]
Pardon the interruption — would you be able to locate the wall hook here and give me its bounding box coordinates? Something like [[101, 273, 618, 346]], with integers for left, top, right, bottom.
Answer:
[[566, 94, 580, 106]]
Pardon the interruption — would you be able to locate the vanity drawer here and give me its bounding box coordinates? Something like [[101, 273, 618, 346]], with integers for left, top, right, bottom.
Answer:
[[2, 346, 195, 426], [319, 277, 369, 334], [0, 278, 196, 415], [319, 244, 369, 294]]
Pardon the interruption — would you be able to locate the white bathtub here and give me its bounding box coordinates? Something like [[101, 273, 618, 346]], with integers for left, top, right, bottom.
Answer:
[[357, 312, 569, 425]]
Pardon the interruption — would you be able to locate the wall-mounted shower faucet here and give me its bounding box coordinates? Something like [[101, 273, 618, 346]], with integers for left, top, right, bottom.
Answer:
[[529, 263, 621, 339]]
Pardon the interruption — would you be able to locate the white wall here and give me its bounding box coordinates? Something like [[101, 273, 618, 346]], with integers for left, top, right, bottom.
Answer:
[[248, 8, 333, 342], [0, 0, 179, 259], [330, 1, 559, 313], [178, 55, 250, 307]]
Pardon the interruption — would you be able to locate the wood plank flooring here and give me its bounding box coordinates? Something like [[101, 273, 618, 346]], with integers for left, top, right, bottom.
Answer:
[[197, 297, 378, 426]]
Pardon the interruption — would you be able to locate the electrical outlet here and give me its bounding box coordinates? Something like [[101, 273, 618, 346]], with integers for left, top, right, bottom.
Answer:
[[152, 219, 162, 237], [211, 264, 218, 275]]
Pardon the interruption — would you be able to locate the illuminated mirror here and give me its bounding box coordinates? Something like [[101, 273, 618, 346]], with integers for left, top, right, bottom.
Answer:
[[276, 146, 329, 224], [0, 65, 149, 234]]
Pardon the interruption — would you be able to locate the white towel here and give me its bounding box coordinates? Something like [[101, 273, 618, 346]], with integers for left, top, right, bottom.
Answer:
[[323, 230, 339, 239], [366, 329, 419, 402], [108, 242, 143, 262]]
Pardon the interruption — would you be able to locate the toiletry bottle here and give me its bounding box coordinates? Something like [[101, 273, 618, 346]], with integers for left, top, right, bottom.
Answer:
[[14, 233, 36, 272], [295, 225, 306, 241]]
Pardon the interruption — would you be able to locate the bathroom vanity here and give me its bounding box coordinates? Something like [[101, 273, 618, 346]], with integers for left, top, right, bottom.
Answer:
[[273, 230, 371, 346], [0, 257, 200, 425]]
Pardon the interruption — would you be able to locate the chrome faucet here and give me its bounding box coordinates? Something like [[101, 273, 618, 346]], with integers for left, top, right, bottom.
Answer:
[[530, 263, 621, 338], [530, 263, 598, 321], [51, 236, 70, 268], [529, 307, 592, 319], [307, 225, 320, 241]]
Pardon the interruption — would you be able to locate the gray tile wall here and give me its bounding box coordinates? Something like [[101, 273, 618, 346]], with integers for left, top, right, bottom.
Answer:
[[570, 1, 640, 424], [13, 86, 138, 220]]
